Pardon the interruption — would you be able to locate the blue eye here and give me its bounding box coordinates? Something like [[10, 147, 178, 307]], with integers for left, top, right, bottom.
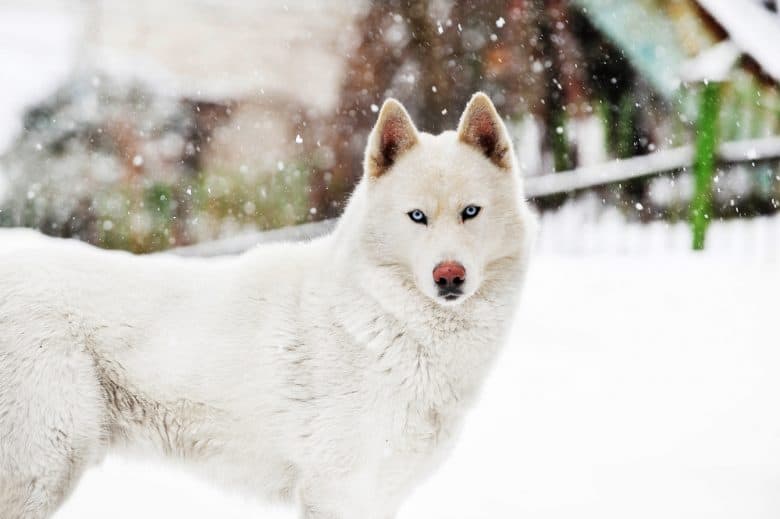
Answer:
[[461, 205, 481, 220], [408, 209, 427, 225]]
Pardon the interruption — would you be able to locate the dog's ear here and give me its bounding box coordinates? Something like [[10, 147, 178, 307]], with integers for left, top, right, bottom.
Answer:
[[457, 92, 512, 170], [365, 99, 419, 179]]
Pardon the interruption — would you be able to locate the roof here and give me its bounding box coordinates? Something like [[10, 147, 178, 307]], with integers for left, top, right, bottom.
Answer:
[[696, 0, 780, 83], [573, 0, 691, 97], [575, 0, 780, 95]]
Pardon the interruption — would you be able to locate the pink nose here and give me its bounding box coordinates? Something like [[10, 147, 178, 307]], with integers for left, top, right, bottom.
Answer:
[[433, 261, 466, 289]]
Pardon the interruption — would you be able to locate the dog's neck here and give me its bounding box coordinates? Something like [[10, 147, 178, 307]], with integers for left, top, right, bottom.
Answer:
[[328, 240, 520, 406], [325, 179, 525, 405]]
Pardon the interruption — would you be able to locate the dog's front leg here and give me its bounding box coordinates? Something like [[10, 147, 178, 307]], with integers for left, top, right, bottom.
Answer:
[[297, 470, 388, 519]]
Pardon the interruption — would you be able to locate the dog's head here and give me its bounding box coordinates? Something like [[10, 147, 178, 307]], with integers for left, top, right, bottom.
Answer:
[[356, 92, 533, 307]]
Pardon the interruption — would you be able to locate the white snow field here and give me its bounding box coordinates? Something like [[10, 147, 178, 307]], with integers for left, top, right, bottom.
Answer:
[[2, 217, 778, 519]]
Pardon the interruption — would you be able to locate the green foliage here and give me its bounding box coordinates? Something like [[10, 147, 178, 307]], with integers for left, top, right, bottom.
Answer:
[[616, 93, 636, 159], [550, 109, 572, 172], [199, 164, 311, 231], [88, 166, 312, 253]]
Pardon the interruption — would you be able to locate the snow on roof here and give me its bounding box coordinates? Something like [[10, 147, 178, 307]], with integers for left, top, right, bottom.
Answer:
[[0, 6, 78, 154], [696, 0, 780, 83], [679, 39, 741, 83], [0, 0, 366, 134], [86, 0, 366, 111]]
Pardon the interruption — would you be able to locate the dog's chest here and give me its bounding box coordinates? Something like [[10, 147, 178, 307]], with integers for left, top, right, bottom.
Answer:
[[338, 299, 507, 492], [364, 327, 491, 486], [368, 388, 461, 501]]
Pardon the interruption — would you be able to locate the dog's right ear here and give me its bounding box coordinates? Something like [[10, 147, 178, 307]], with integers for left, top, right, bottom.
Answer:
[[457, 92, 513, 170], [365, 99, 419, 179]]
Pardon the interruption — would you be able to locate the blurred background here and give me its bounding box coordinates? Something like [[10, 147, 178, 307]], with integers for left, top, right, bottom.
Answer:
[[1, 0, 779, 254], [3, 2, 780, 519]]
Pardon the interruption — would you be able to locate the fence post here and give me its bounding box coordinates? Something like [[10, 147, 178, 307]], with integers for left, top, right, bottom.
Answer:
[[691, 81, 722, 250]]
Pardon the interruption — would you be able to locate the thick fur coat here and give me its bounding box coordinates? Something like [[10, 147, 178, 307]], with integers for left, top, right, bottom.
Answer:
[[0, 93, 535, 518]]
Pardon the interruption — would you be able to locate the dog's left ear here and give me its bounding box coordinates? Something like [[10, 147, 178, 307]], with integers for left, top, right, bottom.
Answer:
[[365, 99, 419, 179], [457, 92, 513, 170]]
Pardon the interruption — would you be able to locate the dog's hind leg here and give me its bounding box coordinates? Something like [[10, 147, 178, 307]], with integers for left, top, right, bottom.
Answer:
[[0, 341, 107, 518]]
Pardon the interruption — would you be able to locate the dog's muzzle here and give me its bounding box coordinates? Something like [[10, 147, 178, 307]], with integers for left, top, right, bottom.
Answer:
[[433, 261, 465, 300]]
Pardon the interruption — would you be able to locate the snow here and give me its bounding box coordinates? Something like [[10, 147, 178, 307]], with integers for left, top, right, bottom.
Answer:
[[403, 253, 780, 519], [2, 215, 763, 518], [0, 0, 365, 154], [536, 202, 780, 258], [76, 1, 365, 111], [680, 39, 741, 83]]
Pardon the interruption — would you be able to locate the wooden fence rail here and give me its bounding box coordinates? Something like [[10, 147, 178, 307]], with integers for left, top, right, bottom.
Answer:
[[524, 136, 780, 197]]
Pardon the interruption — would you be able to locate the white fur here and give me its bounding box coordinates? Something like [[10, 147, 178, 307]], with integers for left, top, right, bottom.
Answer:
[[0, 94, 535, 518]]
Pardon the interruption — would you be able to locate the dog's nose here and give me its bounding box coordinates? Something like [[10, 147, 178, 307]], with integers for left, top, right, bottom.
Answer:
[[433, 261, 466, 290]]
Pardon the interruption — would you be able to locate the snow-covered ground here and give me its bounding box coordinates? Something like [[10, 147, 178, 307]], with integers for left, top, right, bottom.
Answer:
[[0, 216, 750, 517]]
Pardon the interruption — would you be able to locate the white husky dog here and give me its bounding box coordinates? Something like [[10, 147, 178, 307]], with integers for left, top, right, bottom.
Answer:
[[0, 93, 535, 518]]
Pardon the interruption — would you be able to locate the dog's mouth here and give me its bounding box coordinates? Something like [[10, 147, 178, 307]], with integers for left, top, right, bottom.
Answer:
[[438, 288, 463, 301]]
